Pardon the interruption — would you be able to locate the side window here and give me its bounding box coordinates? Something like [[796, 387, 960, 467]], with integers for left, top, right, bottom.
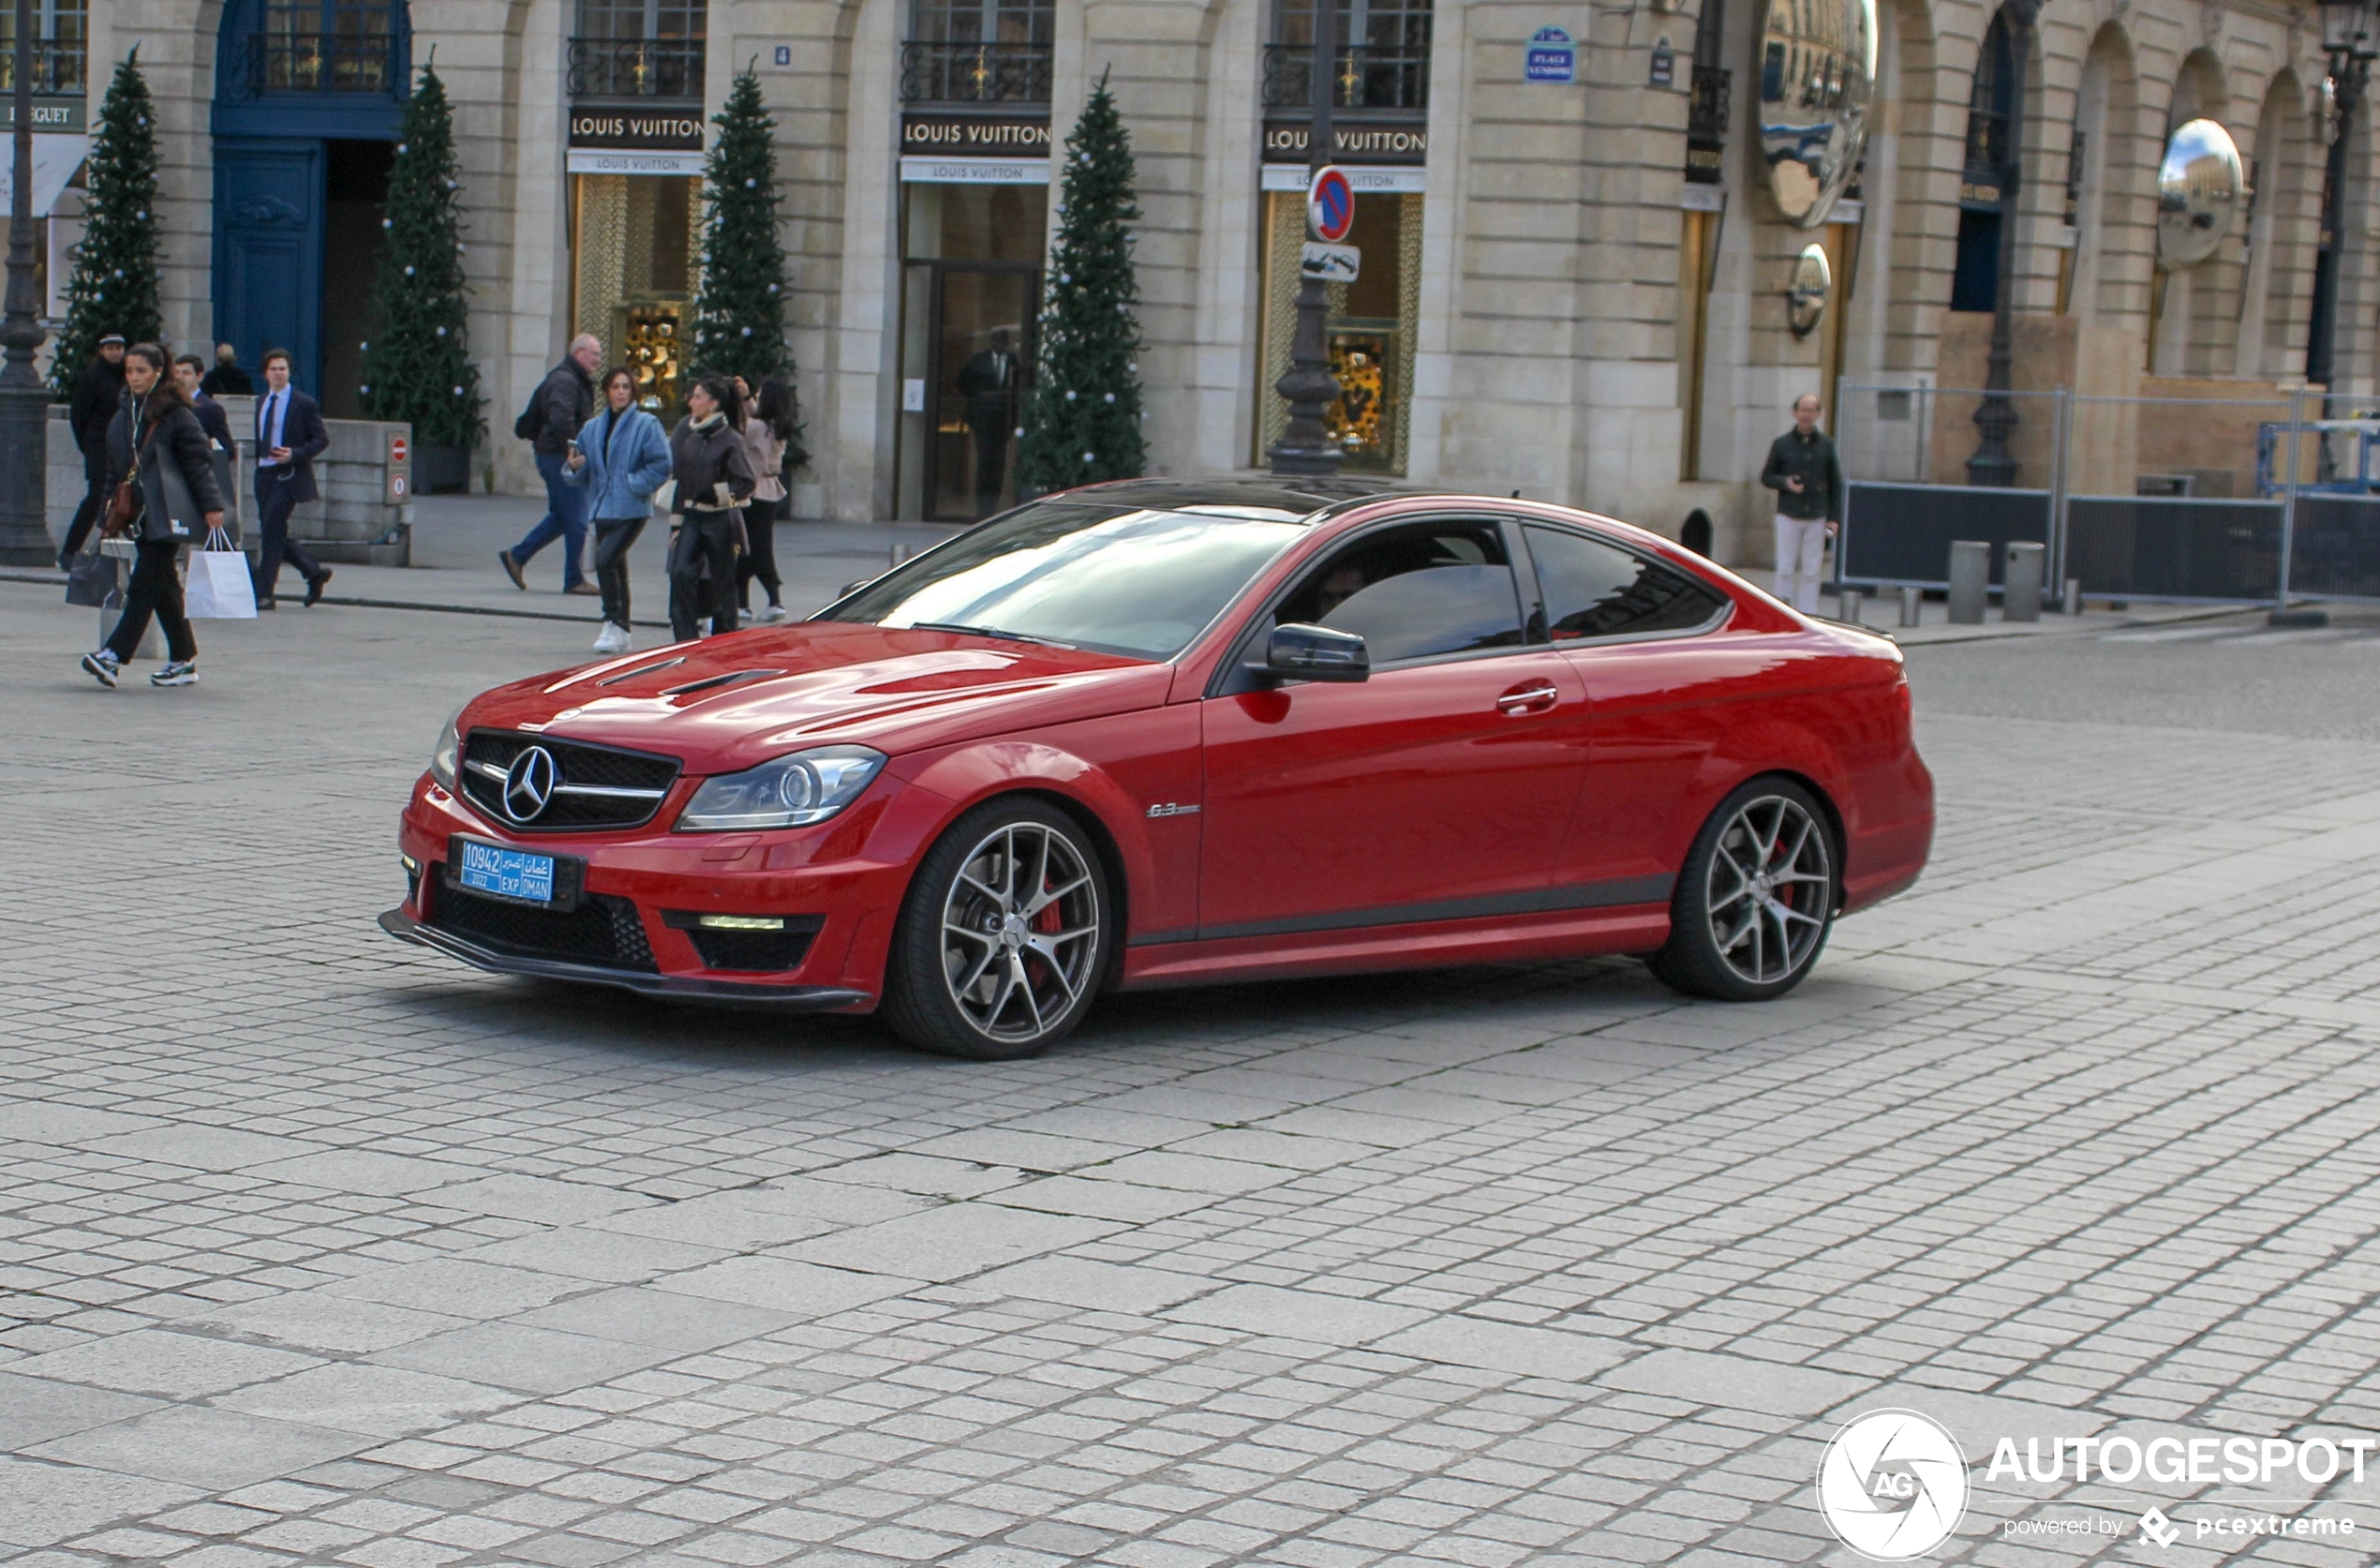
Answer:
[[1524, 525, 1728, 641], [1276, 521, 1526, 663]]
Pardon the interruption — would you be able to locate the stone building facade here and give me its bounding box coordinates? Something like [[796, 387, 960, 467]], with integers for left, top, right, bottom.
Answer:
[[88, 0, 2357, 560]]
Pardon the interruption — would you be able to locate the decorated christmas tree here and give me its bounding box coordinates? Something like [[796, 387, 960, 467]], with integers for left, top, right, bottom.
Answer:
[[50, 51, 160, 399], [690, 67, 791, 391], [1016, 81, 1145, 494], [358, 65, 483, 451]]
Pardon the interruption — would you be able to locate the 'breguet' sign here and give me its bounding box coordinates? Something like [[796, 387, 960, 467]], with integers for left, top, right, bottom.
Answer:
[[569, 112, 705, 151]]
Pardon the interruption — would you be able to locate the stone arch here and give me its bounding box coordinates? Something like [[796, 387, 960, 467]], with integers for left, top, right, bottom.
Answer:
[[2086, 17, 2155, 332], [2157, 48, 2249, 372], [2066, 21, 2133, 325], [1870, 0, 1949, 372], [2246, 67, 2321, 379]]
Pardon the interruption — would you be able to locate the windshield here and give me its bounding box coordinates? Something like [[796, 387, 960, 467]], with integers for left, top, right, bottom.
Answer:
[[816, 500, 1310, 660]]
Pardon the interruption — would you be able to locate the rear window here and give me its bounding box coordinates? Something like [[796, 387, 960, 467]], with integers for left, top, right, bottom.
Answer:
[[1525, 525, 1728, 641]]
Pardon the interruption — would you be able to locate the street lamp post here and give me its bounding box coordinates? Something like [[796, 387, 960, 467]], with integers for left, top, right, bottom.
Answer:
[[1268, 0, 1345, 476], [1967, 0, 2045, 487], [0, 0, 50, 566], [2310, 0, 2378, 404]]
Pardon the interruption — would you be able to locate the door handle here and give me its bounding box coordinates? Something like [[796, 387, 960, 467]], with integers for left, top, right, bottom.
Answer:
[[1495, 682, 1560, 715]]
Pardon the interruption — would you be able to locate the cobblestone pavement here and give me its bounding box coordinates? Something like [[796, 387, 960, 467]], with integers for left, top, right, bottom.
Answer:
[[5, 582, 2379, 1567]]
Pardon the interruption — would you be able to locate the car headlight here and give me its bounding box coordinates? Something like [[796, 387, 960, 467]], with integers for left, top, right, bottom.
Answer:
[[676, 745, 887, 831], [429, 706, 464, 790]]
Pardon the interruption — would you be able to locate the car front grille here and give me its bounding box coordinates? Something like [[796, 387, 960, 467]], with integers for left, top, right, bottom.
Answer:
[[459, 730, 681, 832], [430, 883, 658, 971]]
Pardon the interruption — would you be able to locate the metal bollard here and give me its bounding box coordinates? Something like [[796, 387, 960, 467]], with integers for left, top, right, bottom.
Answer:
[[1837, 589, 1864, 625], [2060, 576, 2082, 617], [2003, 541, 2045, 622], [1946, 541, 1989, 624], [1899, 584, 1923, 627]]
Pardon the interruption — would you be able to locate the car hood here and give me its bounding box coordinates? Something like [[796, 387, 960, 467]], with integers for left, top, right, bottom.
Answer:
[[458, 622, 1170, 775]]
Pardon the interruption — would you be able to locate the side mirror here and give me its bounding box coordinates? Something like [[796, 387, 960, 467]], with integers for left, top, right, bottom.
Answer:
[[1261, 622, 1369, 683]]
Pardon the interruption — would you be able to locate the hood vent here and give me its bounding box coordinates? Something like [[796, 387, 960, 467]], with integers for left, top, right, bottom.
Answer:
[[663, 668, 787, 697]]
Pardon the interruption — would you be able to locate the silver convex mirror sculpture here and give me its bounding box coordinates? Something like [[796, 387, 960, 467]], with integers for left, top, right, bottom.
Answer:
[[1756, 0, 1878, 225], [2156, 117, 2245, 269], [1788, 243, 1833, 336]]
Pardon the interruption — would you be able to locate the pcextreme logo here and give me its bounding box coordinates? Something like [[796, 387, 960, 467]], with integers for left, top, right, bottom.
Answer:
[[1816, 1410, 1971, 1561]]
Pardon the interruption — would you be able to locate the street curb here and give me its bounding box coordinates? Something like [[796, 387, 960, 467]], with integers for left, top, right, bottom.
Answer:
[[1879, 603, 2255, 648], [0, 569, 676, 630]]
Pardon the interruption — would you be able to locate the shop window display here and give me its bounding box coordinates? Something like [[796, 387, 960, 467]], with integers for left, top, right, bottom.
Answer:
[[573, 173, 700, 411], [1255, 188, 1422, 472]]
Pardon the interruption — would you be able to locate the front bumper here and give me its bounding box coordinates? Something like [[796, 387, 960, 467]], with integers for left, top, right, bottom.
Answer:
[[379, 907, 872, 1011]]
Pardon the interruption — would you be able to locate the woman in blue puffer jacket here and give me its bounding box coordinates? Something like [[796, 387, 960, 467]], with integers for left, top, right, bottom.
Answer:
[[563, 366, 674, 653]]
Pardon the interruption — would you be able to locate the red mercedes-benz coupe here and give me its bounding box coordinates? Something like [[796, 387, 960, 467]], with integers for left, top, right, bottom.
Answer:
[[383, 480, 1932, 1057]]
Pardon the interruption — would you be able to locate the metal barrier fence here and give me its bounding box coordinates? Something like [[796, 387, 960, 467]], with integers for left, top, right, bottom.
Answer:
[[1832, 383, 2374, 609]]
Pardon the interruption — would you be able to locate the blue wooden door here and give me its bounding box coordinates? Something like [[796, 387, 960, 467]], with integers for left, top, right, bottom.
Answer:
[[213, 139, 323, 391]]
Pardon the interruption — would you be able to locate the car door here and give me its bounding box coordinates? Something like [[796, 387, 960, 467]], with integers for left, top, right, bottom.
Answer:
[[1520, 521, 1744, 895], [1197, 516, 1591, 941]]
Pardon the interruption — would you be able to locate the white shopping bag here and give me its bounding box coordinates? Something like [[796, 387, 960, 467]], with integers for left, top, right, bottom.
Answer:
[[184, 527, 259, 620]]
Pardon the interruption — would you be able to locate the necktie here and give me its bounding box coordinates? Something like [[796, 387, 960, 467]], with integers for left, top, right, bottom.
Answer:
[[261, 394, 278, 458]]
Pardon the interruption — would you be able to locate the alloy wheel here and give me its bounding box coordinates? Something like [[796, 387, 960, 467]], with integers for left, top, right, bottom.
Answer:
[[1703, 793, 1833, 986], [939, 821, 1102, 1045]]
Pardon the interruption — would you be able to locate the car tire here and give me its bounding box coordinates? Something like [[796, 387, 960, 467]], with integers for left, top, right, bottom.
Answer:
[[881, 797, 1113, 1060], [1647, 776, 1838, 1002]]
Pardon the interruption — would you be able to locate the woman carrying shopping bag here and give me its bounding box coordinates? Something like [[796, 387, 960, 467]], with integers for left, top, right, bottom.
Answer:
[[736, 378, 796, 623], [564, 366, 673, 654], [82, 343, 228, 689], [666, 375, 754, 643]]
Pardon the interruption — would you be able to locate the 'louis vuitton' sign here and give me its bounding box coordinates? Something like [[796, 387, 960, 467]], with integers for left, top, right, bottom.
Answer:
[[900, 114, 1053, 153], [569, 113, 705, 151]]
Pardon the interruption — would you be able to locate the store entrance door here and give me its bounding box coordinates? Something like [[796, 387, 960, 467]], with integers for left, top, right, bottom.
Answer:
[[919, 261, 1038, 522]]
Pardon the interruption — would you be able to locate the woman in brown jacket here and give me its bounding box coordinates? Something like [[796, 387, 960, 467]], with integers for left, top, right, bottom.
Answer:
[[667, 374, 755, 641]]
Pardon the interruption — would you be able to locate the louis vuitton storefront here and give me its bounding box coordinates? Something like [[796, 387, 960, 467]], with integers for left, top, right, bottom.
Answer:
[[1251, 0, 1429, 474], [893, 0, 1054, 522]]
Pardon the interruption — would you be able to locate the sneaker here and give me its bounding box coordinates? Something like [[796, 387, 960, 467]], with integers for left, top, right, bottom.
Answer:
[[498, 549, 527, 590], [150, 660, 199, 688], [761, 603, 789, 623], [592, 620, 631, 654], [80, 650, 120, 688]]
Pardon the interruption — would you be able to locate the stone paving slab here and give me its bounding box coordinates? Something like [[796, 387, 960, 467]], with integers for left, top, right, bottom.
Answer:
[[7, 579, 2380, 1564]]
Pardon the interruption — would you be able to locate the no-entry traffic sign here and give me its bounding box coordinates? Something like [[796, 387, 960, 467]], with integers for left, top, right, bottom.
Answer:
[[1308, 166, 1354, 244]]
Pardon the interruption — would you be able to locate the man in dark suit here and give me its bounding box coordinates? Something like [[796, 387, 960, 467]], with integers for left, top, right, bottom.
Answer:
[[173, 353, 239, 542], [956, 327, 1020, 515], [251, 347, 333, 609], [57, 332, 126, 566]]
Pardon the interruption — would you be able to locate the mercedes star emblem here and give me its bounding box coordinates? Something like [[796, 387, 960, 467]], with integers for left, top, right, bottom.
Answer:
[[502, 745, 558, 822]]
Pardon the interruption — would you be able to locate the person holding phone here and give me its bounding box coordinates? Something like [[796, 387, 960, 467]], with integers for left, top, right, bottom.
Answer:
[[562, 366, 672, 653]]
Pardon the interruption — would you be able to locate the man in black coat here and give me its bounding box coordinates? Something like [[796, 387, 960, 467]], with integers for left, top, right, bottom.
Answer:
[[250, 347, 334, 609], [57, 333, 126, 566], [173, 353, 239, 540], [498, 333, 602, 595], [1759, 393, 1842, 614], [200, 343, 254, 397]]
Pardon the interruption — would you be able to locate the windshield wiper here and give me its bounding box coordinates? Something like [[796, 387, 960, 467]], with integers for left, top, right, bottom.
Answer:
[[908, 621, 1077, 649]]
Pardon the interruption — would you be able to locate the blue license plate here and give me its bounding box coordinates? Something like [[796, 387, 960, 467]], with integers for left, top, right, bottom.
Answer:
[[455, 841, 557, 903]]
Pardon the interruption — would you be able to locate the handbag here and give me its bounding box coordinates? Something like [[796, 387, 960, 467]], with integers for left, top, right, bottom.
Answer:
[[100, 412, 162, 537], [184, 527, 259, 620], [64, 550, 118, 608]]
